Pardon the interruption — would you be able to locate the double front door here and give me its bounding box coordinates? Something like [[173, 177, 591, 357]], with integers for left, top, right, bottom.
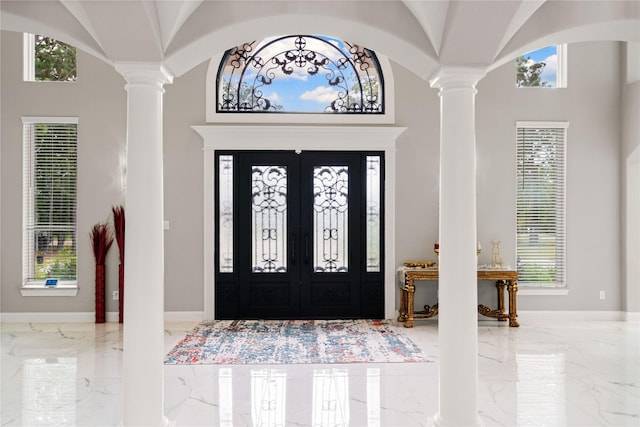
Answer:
[[215, 151, 384, 319]]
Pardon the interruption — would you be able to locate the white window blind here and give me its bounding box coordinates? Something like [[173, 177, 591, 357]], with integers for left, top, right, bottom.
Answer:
[[516, 122, 568, 287], [22, 118, 78, 284]]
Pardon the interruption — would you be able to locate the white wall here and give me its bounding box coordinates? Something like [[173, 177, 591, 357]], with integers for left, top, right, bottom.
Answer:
[[0, 30, 126, 314], [621, 43, 640, 313], [0, 30, 629, 316], [162, 62, 208, 312], [393, 42, 625, 312], [476, 42, 622, 311]]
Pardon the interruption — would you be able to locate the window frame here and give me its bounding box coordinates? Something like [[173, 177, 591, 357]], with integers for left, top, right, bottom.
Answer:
[[23, 33, 36, 81], [21, 117, 79, 296], [516, 44, 567, 89], [216, 35, 385, 115], [195, 125, 405, 319], [515, 121, 569, 290], [23, 33, 77, 83], [205, 53, 395, 124]]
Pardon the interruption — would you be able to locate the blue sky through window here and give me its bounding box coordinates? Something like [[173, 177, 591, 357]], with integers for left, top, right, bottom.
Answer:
[[218, 35, 382, 113], [263, 35, 342, 112], [520, 45, 558, 87], [258, 68, 341, 112]]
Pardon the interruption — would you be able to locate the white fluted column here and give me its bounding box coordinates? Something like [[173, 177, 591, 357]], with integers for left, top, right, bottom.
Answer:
[[430, 67, 486, 427], [115, 63, 173, 427]]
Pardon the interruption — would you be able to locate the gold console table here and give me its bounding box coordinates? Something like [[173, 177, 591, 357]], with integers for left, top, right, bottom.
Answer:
[[397, 267, 519, 328]]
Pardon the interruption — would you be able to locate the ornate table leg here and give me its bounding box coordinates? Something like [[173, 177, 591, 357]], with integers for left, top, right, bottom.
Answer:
[[398, 287, 408, 322], [496, 280, 507, 321], [479, 279, 510, 321], [405, 278, 415, 328], [507, 280, 520, 327]]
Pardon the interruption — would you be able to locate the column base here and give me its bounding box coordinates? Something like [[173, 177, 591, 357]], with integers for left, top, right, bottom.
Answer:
[[432, 412, 484, 427]]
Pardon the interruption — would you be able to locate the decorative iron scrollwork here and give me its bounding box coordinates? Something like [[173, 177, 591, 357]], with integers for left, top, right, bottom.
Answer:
[[252, 165, 288, 272], [217, 35, 384, 114], [313, 166, 349, 272]]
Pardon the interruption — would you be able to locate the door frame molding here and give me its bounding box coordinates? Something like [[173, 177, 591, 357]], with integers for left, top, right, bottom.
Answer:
[[193, 125, 407, 319]]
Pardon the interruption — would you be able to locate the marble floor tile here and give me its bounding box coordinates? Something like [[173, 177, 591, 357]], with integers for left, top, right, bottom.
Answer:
[[1, 318, 638, 426]]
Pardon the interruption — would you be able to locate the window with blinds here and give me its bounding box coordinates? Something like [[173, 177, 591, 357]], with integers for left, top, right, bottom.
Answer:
[[22, 118, 78, 284], [516, 122, 568, 287]]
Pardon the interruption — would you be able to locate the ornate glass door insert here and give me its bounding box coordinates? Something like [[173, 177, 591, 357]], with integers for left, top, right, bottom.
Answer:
[[252, 165, 288, 272], [313, 166, 349, 272]]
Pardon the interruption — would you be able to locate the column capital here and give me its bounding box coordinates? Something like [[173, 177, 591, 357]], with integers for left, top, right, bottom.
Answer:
[[115, 62, 173, 91], [429, 66, 486, 93]]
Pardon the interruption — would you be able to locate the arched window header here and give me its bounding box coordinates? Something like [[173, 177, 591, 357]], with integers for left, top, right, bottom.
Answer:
[[216, 35, 384, 114]]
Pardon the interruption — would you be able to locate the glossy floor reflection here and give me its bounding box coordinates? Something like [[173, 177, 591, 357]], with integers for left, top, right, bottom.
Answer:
[[1, 316, 638, 426]]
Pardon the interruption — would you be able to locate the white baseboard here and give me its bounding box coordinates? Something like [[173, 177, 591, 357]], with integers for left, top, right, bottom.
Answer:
[[164, 311, 205, 322], [0, 310, 634, 323], [0, 312, 103, 323], [518, 310, 628, 321], [626, 311, 640, 322], [0, 311, 206, 323]]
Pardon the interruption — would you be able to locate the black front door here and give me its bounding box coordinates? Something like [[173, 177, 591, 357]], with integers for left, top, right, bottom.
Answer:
[[215, 151, 384, 319]]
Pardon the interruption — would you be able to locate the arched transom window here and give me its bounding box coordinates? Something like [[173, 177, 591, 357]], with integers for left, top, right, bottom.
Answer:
[[217, 35, 384, 114]]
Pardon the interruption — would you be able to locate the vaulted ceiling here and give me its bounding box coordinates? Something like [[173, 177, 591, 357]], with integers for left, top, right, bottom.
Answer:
[[1, 0, 638, 79]]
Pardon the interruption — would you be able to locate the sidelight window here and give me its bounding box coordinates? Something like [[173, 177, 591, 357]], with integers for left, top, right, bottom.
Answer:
[[218, 155, 234, 273], [365, 156, 381, 272]]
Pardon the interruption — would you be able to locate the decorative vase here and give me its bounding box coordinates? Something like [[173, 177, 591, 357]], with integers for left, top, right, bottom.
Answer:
[[95, 264, 106, 323], [118, 264, 124, 323], [112, 205, 125, 323], [90, 222, 112, 324]]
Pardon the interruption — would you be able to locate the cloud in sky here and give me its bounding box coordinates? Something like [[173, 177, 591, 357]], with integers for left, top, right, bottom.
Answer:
[[539, 54, 557, 86], [525, 53, 557, 86], [286, 70, 308, 81], [266, 92, 281, 102], [300, 86, 339, 104]]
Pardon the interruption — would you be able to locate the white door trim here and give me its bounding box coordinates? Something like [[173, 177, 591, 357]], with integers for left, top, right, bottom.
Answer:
[[193, 125, 406, 319]]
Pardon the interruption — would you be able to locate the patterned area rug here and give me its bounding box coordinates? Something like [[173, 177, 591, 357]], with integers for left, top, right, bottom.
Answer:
[[164, 319, 429, 364]]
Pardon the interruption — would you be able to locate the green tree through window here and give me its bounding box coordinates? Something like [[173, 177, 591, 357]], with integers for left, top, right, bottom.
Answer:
[[23, 120, 78, 283], [34, 35, 77, 81], [516, 123, 567, 287], [516, 55, 549, 87], [217, 35, 383, 113], [515, 45, 566, 88]]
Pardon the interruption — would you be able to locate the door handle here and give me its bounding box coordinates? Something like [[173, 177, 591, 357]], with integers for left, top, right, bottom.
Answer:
[[304, 234, 310, 265], [291, 235, 296, 265]]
